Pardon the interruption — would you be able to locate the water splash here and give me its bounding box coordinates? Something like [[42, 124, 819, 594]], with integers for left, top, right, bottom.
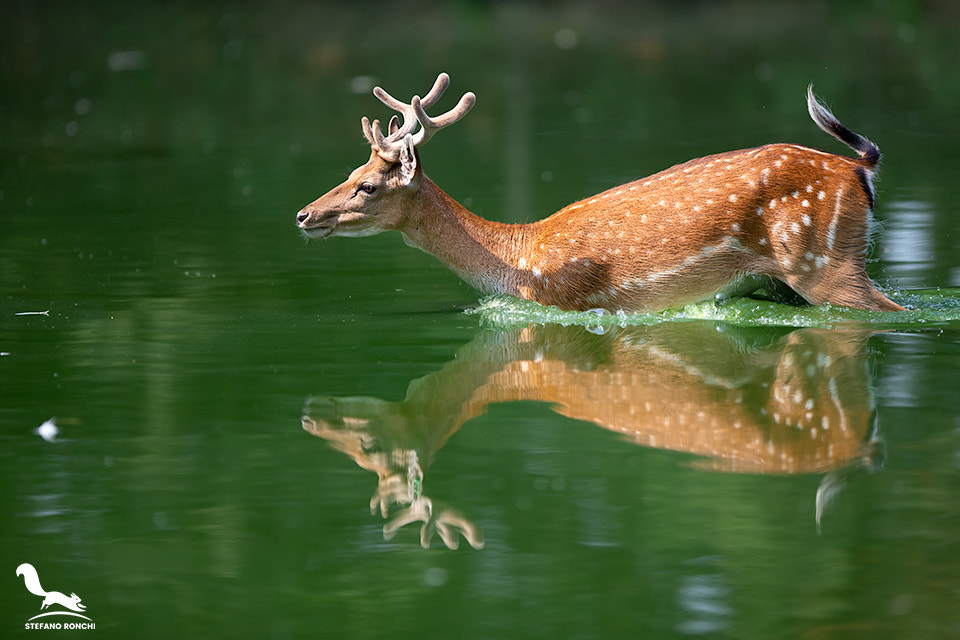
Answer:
[[466, 289, 960, 331]]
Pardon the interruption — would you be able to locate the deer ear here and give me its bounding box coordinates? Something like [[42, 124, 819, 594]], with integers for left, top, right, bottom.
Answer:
[[388, 115, 400, 135], [399, 135, 418, 185]]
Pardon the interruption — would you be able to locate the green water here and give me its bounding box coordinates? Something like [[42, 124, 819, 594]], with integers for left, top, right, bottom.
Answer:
[[3, 2, 959, 638]]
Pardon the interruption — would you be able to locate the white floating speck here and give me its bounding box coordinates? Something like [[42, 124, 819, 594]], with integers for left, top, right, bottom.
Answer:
[[37, 418, 59, 442]]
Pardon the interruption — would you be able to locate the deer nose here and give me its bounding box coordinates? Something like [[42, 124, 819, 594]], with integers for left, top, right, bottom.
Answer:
[[296, 208, 309, 225]]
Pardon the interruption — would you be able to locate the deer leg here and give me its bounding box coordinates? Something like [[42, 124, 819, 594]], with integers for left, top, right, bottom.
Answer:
[[791, 266, 903, 312]]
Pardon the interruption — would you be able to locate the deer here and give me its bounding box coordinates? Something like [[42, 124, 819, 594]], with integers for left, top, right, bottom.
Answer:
[[296, 73, 904, 313]]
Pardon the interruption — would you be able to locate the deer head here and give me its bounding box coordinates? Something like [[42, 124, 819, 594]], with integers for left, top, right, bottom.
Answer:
[[296, 73, 475, 240]]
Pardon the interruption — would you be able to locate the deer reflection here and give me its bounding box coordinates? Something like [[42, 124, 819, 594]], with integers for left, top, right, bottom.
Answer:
[[303, 322, 884, 547]]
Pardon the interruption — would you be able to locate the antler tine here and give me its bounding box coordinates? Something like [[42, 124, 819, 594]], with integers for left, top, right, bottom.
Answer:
[[410, 90, 476, 147], [370, 120, 394, 156], [361, 116, 393, 155], [372, 85, 418, 140], [418, 72, 451, 109], [361, 116, 377, 148]]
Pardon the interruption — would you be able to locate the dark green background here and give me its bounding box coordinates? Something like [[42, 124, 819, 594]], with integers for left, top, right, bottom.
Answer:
[[2, 1, 958, 638]]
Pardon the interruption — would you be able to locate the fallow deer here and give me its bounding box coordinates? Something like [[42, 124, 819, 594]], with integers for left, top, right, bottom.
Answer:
[[297, 73, 903, 313]]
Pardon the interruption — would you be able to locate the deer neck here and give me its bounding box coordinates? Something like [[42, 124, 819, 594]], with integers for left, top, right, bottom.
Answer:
[[401, 176, 532, 297]]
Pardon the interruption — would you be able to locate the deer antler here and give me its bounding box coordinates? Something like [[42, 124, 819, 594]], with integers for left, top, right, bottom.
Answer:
[[382, 495, 485, 550], [361, 73, 476, 163]]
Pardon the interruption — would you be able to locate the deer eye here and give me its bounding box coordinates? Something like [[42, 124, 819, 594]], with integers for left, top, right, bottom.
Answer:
[[358, 183, 377, 195]]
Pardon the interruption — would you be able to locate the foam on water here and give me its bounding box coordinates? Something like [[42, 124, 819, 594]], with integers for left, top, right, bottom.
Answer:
[[467, 289, 960, 332]]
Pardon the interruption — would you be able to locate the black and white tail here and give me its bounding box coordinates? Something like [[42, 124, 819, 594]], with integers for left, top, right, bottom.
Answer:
[[807, 85, 881, 167]]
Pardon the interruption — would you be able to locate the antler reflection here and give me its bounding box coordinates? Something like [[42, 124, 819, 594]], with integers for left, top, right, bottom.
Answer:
[[302, 403, 484, 550]]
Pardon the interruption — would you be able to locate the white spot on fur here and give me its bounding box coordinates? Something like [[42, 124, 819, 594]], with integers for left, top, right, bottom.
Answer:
[[641, 236, 751, 284], [728, 194, 738, 203], [801, 213, 811, 226], [801, 199, 810, 207], [827, 187, 843, 250]]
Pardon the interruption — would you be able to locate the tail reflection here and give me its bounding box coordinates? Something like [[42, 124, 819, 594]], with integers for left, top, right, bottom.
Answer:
[[303, 322, 884, 547]]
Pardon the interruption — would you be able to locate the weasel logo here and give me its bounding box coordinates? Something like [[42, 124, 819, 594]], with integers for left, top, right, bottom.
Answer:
[[16, 563, 95, 630]]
